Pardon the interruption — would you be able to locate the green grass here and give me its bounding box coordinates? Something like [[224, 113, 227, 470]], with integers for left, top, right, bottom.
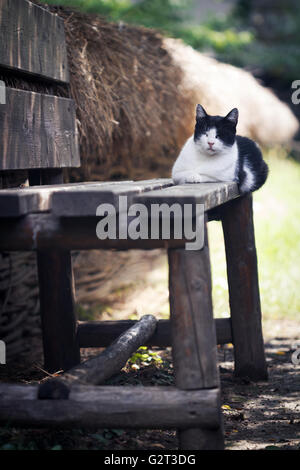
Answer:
[[209, 148, 300, 322]]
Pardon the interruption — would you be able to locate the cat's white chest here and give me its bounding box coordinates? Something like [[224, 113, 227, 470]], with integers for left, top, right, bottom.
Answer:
[[172, 136, 238, 185]]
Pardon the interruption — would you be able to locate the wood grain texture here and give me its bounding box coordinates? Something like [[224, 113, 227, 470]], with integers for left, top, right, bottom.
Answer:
[[0, 0, 69, 82], [37, 249, 80, 372], [0, 384, 220, 430], [77, 318, 232, 348], [51, 179, 174, 217], [168, 238, 219, 389], [0, 214, 189, 251], [0, 181, 132, 217], [0, 180, 236, 217], [134, 181, 239, 212], [0, 88, 80, 170], [168, 222, 224, 449], [221, 194, 268, 381], [39, 315, 157, 390]]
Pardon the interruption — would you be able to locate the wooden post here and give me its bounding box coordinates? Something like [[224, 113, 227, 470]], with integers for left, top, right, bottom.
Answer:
[[168, 222, 224, 450], [221, 194, 268, 381], [37, 249, 80, 372], [32, 168, 79, 373]]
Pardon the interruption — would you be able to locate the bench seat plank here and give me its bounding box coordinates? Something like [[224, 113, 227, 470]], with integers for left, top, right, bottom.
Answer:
[[51, 178, 174, 217], [0, 181, 132, 217], [0, 179, 172, 217], [134, 182, 239, 212], [0, 180, 239, 218]]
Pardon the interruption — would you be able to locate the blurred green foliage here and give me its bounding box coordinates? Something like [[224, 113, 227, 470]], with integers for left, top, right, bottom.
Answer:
[[223, 0, 300, 83], [41, 0, 300, 83], [42, 0, 192, 29]]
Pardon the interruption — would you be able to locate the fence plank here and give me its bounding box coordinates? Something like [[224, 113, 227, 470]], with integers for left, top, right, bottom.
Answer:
[[0, 0, 69, 82], [0, 88, 80, 170]]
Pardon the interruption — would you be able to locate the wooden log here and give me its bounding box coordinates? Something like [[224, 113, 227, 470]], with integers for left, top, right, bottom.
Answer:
[[0, 0, 69, 83], [168, 221, 224, 450], [0, 88, 80, 170], [39, 315, 157, 397], [221, 194, 268, 381], [77, 318, 232, 348], [37, 249, 80, 373], [0, 384, 220, 430]]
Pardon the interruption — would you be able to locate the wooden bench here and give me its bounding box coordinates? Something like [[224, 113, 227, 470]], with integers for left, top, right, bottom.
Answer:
[[0, 0, 268, 450]]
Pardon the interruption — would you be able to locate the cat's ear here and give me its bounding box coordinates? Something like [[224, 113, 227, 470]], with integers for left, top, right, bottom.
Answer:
[[224, 108, 239, 126], [196, 104, 207, 120]]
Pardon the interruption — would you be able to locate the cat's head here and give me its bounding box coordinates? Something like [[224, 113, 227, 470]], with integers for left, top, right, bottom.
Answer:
[[194, 104, 238, 156]]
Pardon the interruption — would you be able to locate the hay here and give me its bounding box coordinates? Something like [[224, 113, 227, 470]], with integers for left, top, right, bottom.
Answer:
[[164, 38, 299, 145], [49, 7, 195, 182], [53, 7, 298, 184]]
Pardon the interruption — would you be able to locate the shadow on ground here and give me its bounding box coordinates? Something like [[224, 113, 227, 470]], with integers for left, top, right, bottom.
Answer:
[[0, 337, 299, 450]]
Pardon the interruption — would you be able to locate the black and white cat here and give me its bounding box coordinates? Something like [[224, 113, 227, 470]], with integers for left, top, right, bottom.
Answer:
[[172, 104, 268, 194]]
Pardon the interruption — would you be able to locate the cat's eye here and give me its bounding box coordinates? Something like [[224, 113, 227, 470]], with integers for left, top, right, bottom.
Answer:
[[216, 135, 219, 138]]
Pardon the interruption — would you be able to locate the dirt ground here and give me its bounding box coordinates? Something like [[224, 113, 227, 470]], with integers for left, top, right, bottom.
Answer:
[[0, 325, 299, 451]]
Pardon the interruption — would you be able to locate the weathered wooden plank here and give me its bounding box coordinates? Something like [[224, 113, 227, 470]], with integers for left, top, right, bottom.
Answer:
[[168, 237, 219, 389], [0, 214, 189, 251], [39, 315, 157, 395], [0, 181, 133, 217], [0, 190, 41, 217], [0, 384, 220, 430], [134, 182, 239, 212], [0, 180, 235, 217], [168, 221, 224, 449], [51, 179, 174, 217], [0, 88, 80, 170], [0, 0, 69, 82], [77, 318, 232, 348], [221, 194, 268, 381], [37, 249, 80, 372]]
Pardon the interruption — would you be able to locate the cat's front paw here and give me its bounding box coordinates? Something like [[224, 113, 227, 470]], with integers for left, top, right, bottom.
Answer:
[[173, 173, 203, 184], [185, 174, 204, 184]]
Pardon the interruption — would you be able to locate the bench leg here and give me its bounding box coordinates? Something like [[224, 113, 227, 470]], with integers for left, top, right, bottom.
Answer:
[[37, 249, 80, 373], [221, 194, 268, 381], [168, 225, 224, 450]]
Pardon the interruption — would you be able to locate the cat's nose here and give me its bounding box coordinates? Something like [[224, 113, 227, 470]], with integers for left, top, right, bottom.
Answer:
[[208, 142, 214, 147]]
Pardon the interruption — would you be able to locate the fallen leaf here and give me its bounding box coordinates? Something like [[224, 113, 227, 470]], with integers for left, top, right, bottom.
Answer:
[[222, 405, 231, 410]]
